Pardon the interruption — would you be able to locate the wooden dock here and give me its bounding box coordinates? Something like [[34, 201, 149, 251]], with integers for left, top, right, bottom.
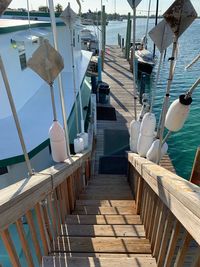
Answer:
[[95, 45, 175, 174]]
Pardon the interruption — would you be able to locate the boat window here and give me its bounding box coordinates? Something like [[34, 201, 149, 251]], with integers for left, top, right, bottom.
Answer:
[[73, 29, 75, 47], [0, 166, 8, 175], [18, 42, 27, 70]]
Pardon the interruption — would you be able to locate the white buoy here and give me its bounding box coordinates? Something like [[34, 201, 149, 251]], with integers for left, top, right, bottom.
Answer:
[[137, 134, 154, 157], [49, 121, 68, 162], [165, 96, 192, 132], [129, 120, 141, 153], [74, 136, 84, 153], [140, 112, 156, 136], [146, 139, 168, 163], [80, 132, 89, 149]]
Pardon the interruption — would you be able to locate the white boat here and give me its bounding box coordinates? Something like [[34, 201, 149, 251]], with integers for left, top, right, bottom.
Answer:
[[81, 28, 99, 55], [135, 48, 156, 74], [0, 18, 93, 188]]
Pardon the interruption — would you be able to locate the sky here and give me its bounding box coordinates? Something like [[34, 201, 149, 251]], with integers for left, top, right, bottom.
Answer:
[[8, 0, 200, 16]]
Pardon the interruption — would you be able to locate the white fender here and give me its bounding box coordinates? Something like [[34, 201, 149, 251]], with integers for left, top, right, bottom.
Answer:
[[146, 139, 168, 163], [74, 136, 84, 154], [137, 134, 154, 157], [140, 112, 156, 136], [165, 99, 190, 132], [49, 121, 68, 162], [80, 132, 89, 149], [129, 120, 141, 152]]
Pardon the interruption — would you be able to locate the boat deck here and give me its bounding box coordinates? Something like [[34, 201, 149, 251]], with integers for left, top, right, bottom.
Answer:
[[43, 45, 176, 266]]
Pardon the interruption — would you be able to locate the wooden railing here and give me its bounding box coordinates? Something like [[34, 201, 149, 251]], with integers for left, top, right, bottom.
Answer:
[[128, 153, 200, 267], [0, 95, 96, 267]]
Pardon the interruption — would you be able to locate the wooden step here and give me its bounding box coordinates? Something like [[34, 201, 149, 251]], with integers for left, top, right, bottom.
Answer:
[[73, 206, 136, 215], [50, 253, 155, 258], [89, 179, 128, 186], [76, 200, 135, 207], [61, 225, 145, 237], [43, 256, 157, 267], [85, 185, 131, 191], [52, 237, 152, 254], [79, 193, 133, 200], [65, 215, 141, 225]]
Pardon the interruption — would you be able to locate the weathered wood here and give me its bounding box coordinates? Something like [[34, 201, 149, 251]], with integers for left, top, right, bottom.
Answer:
[[0, 149, 93, 232], [35, 203, 49, 255], [128, 153, 200, 245], [16, 218, 34, 267], [42, 256, 157, 267], [163, 220, 181, 267], [47, 194, 58, 238], [157, 212, 174, 267], [65, 215, 142, 225], [174, 232, 192, 267], [1, 229, 21, 267], [26, 210, 42, 264], [52, 237, 152, 254], [73, 206, 137, 215], [61, 225, 145, 237], [76, 200, 135, 207], [153, 203, 167, 258], [67, 175, 75, 211], [135, 175, 143, 214]]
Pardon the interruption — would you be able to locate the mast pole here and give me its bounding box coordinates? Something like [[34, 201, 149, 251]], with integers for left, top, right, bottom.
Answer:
[[0, 56, 33, 176], [132, 0, 137, 121]]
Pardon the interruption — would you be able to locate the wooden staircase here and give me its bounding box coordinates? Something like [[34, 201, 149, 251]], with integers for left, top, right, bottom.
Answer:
[[43, 174, 157, 266]]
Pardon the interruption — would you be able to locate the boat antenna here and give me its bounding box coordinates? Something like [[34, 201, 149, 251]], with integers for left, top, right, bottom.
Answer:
[[144, 0, 151, 49], [48, 0, 71, 156], [153, 0, 159, 58], [27, 0, 31, 32]]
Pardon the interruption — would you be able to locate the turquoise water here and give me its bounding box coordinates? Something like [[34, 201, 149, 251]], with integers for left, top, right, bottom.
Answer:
[[106, 19, 200, 179]]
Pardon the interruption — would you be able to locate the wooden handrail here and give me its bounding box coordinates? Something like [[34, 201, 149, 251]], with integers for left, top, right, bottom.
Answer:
[[128, 152, 200, 246]]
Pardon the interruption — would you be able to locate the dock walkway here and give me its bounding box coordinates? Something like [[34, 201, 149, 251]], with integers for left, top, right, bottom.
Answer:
[[43, 45, 175, 266]]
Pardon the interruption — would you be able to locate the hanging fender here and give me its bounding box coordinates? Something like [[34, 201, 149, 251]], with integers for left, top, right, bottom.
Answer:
[[129, 120, 141, 153], [80, 132, 89, 149], [137, 133, 154, 157], [74, 136, 84, 154], [140, 112, 156, 136], [146, 139, 168, 163], [49, 121, 68, 162], [165, 94, 192, 132]]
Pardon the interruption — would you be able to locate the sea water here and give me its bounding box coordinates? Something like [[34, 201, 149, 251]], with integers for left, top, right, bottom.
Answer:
[[91, 18, 200, 179]]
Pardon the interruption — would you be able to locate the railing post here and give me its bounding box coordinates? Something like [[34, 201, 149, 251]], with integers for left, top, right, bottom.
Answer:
[[135, 174, 143, 215]]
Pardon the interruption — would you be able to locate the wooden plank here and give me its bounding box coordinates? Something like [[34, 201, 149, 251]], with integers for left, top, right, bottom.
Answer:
[[79, 192, 133, 200], [128, 153, 200, 245], [35, 203, 49, 255], [157, 212, 174, 267], [174, 232, 192, 267], [16, 218, 34, 267], [47, 194, 58, 238], [61, 225, 145, 237], [65, 215, 142, 225], [50, 253, 156, 258], [52, 237, 152, 254], [26, 210, 42, 265], [67, 175, 75, 211], [43, 256, 157, 267], [73, 206, 136, 215], [76, 200, 135, 207], [1, 229, 21, 267], [163, 220, 181, 267]]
